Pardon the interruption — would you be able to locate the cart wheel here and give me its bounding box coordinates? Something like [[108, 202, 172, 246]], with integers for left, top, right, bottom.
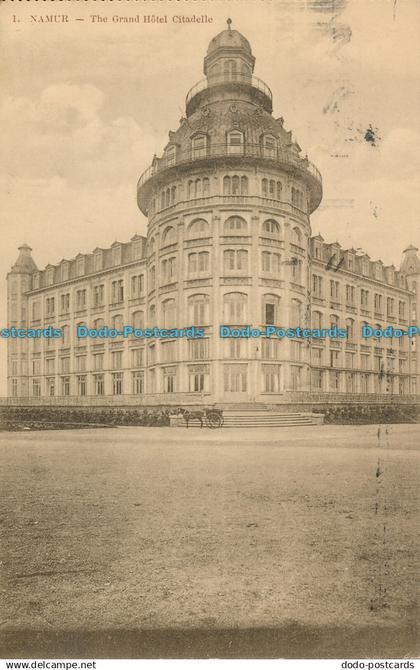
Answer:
[[207, 412, 222, 429]]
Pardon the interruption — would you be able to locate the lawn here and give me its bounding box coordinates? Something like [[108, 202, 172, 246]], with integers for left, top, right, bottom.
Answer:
[[0, 424, 418, 658]]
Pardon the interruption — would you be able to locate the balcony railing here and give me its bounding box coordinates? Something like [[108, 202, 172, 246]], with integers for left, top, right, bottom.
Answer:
[[186, 74, 273, 107], [138, 143, 322, 190]]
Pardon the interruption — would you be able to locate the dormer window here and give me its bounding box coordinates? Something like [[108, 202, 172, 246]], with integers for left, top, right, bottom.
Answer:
[[362, 259, 369, 276], [166, 145, 176, 166], [61, 262, 69, 281], [46, 268, 54, 285], [227, 130, 244, 155], [94, 251, 103, 271], [261, 134, 277, 159], [32, 272, 40, 289], [375, 263, 382, 281], [347, 254, 354, 271], [112, 245, 122, 266], [191, 134, 207, 159], [76, 257, 85, 277]]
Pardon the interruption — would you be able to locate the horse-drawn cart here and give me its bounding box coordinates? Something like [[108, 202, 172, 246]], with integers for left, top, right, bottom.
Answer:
[[177, 406, 224, 428]]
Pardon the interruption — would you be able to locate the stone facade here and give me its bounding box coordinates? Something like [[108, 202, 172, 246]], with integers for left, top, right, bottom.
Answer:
[[6, 24, 420, 404]]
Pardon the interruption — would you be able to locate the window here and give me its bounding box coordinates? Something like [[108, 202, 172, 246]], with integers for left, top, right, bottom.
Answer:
[[93, 318, 104, 331], [166, 145, 176, 166], [149, 266, 155, 290], [93, 284, 104, 307], [61, 325, 70, 347], [32, 358, 41, 376], [132, 310, 144, 329], [329, 370, 341, 391], [111, 350, 123, 370], [163, 367, 176, 393], [312, 369, 323, 390], [161, 256, 177, 284], [94, 374, 104, 396], [223, 176, 248, 196], [94, 251, 103, 271], [132, 371, 144, 395], [223, 292, 248, 324], [361, 289, 369, 307], [131, 275, 144, 298], [161, 340, 177, 363], [224, 59, 238, 80], [346, 285, 355, 306], [191, 134, 207, 159], [162, 299, 176, 328], [189, 339, 209, 360], [290, 299, 302, 329], [111, 280, 124, 303], [345, 352, 355, 369], [227, 130, 244, 155], [45, 297, 55, 316], [112, 314, 124, 333], [32, 379, 41, 398], [148, 237, 156, 255], [262, 219, 280, 235], [188, 251, 209, 276], [312, 275, 323, 298], [31, 301, 40, 321], [61, 376, 70, 396], [227, 339, 244, 359], [46, 378, 55, 397], [223, 249, 248, 273], [261, 251, 281, 274], [346, 318, 355, 340], [262, 364, 281, 393], [46, 268, 54, 285], [387, 297, 395, 317], [330, 349, 340, 368], [399, 301, 406, 319], [188, 365, 209, 392], [290, 366, 302, 390], [330, 314, 339, 330], [263, 294, 280, 325], [76, 289, 87, 310], [187, 218, 209, 239], [162, 226, 177, 246], [60, 293, 70, 313], [261, 338, 280, 360], [112, 372, 124, 395], [330, 281, 340, 300], [188, 294, 209, 325], [224, 364, 247, 392], [131, 348, 144, 367], [76, 355, 86, 372], [261, 134, 277, 158], [224, 216, 247, 233], [360, 355, 370, 370], [77, 375, 87, 396], [93, 353, 104, 371], [374, 293, 383, 312], [312, 347, 323, 365]]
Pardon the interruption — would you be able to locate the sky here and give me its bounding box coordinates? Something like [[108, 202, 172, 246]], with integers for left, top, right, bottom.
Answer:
[[0, 0, 419, 393]]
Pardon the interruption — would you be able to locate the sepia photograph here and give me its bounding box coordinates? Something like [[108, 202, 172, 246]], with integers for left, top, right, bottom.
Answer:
[[0, 0, 419, 663]]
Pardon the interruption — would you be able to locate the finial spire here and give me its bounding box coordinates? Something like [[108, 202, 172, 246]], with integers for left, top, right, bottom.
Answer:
[[227, 18, 232, 31]]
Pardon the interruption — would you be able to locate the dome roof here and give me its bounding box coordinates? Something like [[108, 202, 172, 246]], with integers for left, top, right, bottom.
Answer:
[[207, 26, 252, 56]]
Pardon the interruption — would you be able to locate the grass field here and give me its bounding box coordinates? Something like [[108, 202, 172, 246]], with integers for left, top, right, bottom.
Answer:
[[0, 424, 418, 658]]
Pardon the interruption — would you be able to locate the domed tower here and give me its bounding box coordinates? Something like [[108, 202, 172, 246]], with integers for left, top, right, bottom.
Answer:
[[137, 21, 322, 404]]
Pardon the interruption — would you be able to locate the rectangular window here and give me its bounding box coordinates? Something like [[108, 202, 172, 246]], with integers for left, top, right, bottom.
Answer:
[[76, 289, 87, 310], [263, 364, 281, 392], [94, 374, 104, 396], [93, 284, 104, 307], [93, 353, 104, 371], [312, 369, 323, 390], [77, 375, 87, 396], [161, 340, 177, 363], [45, 297, 55, 316], [32, 379, 41, 398], [61, 376, 70, 396], [131, 275, 144, 298], [163, 367, 176, 393], [111, 280, 124, 303], [330, 350, 340, 367], [131, 348, 144, 368], [111, 350, 123, 369], [330, 280, 339, 299], [189, 339, 209, 360], [265, 303, 275, 325], [112, 372, 123, 395], [60, 357, 70, 373], [11, 378, 18, 397], [132, 371, 144, 394], [312, 275, 323, 298], [361, 289, 369, 307], [60, 293, 70, 313]]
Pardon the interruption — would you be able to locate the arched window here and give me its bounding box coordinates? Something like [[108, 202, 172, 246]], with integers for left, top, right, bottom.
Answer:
[[160, 191, 165, 209], [330, 314, 339, 329], [276, 181, 282, 200], [292, 226, 302, 246], [269, 179, 275, 198], [93, 318, 104, 331], [61, 324, 70, 346], [187, 218, 209, 239], [224, 216, 247, 233], [262, 219, 281, 235], [187, 180, 194, 199], [224, 59, 238, 81], [223, 175, 231, 195], [112, 314, 124, 331], [223, 249, 248, 272], [132, 311, 144, 329], [232, 175, 240, 195], [165, 188, 170, 208], [162, 299, 176, 328], [241, 176, 248, 195], [203, 177, 210, 196], [227, 130, 244, 155], [171, 186, 176, 203], [162, 226, 177, 246], [149, 304, 156, 325], [195, 178, 202, 198], [161, 256, 176, 283], [262, 178, 268, 197], [223, 292, 248, 324], [191, 134, 207, 159], [188, 294, 210, 324]]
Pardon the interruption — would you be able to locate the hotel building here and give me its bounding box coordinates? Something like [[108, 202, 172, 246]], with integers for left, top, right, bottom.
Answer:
[[6, 23, 420, 405]]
